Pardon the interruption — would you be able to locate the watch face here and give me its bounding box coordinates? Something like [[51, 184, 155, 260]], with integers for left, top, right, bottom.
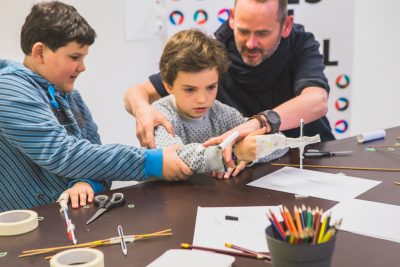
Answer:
[[267, 111, 280, 123]]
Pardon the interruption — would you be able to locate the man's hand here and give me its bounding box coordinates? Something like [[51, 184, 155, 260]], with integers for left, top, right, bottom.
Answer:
[[136, 105, 174, 148], [64, 181, 94, 209], [203, 119, 261, 167], [234, 127, 267, 162], [124, 81, 173, 148], [162, 145, 193, 181]]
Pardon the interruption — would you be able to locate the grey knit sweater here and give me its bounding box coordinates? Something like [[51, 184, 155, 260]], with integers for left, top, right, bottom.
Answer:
[[152, 95, 287, 173]]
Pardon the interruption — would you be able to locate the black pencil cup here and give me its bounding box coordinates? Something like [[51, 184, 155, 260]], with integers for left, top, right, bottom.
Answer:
[[265, 224, 336, 267]]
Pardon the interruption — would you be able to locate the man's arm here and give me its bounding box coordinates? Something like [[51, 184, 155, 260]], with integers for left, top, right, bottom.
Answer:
[[124, 81, 174, 148], [275, 87, 328, 131], [203, 87, 327, 165], [124, 80, 161, 116]]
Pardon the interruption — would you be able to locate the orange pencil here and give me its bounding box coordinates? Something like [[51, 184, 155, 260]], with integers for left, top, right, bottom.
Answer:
[[280, 207, 293, 233], [284, 206, 298, 235], [294, 206, 303, 234]]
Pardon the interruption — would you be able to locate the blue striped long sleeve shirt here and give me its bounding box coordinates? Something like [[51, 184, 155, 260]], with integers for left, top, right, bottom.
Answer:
[[0, 60, 162, 211]]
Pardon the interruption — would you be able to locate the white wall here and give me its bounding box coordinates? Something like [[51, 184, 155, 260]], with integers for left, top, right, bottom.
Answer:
[[1, 0, 399, 145], [351, 0, 400, 134]]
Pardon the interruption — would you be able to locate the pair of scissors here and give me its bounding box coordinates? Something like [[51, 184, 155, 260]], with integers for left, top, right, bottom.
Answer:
[[86, 193, 125, 225]]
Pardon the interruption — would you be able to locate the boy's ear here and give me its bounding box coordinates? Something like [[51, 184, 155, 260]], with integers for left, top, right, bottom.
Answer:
[[31, 42, 46, 64], [162, 81, 174, 94]]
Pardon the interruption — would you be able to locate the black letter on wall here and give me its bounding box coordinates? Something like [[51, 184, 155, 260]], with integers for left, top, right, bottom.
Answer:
[[323, 39, 338, 66]]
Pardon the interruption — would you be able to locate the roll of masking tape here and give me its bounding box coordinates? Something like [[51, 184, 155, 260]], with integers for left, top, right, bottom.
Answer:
[[50, 248, 104, 267], [0, 210, 38, 236]]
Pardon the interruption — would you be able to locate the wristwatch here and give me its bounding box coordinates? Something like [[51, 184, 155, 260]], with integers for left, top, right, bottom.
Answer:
[[260, 110, 281, 134]]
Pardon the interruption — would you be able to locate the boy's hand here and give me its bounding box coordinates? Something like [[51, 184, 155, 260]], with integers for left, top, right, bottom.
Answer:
[[64, 181, 94, 208], [225, 161, 248, 178], [203, 121, 264, 167], [234, 127, 267, 161], [210, 160, 248, 179], [162, 145, 193, 181], [136, 106, 174, 148]]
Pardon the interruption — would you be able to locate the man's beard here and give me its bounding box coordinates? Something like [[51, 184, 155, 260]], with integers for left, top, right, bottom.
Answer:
[[238, 38, 281, 67]]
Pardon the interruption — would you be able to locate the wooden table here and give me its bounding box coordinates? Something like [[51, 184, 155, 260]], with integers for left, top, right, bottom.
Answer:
[[2, 127, 400, 266]]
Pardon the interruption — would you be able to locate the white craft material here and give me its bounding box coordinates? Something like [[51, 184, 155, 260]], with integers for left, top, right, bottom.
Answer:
[[50, 248, 104, 267], [0, 210, 38, 236], [356, 129, 385, 143]]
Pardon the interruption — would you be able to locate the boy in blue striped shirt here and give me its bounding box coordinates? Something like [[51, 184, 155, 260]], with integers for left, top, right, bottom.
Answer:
[[0, 1, 191, 212]]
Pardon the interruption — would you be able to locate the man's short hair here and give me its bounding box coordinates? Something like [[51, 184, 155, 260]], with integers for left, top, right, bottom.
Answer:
[[160, 29, 230, 86], [235, 0, 288, 25], [21, 1, 96, 55]]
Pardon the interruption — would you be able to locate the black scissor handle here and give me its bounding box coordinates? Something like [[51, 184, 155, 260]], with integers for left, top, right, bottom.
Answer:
[[105, 193, 125, 209], [94, 195, 109, 209]]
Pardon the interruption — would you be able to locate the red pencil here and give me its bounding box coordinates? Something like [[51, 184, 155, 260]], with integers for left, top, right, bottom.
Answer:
[[181, 243, 266, 259], [268, 209, 286, 239], [225, 243, 271, 260]]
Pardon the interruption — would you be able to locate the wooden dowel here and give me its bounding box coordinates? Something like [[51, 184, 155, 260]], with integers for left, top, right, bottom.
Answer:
[[368, 144, 400, 148], [272, 163, 400, 172], [20, 229, 173, 258]]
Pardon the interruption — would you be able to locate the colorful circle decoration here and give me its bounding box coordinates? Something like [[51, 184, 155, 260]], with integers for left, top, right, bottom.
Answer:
[[169, 10, 184, 26], [217, 8, 231, 23], [335, 74, 351, 89], [335, 97, 349, 111], [193, 10, 208, 25], [334, 120, 349, 134]]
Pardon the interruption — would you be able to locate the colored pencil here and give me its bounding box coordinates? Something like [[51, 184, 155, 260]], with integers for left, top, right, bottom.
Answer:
[[318, 215, 328, 244], [284, 206, 298, 235], [181, 243, 267, 259], [294, 206, 303, 234], [301, 205, 308, 229], [225, 243, 271, 260], [307, 206, 312, 229], [325, 211, 332, 231], [267, 213, 286, 240], [311, 208, 316, 230], [313, 209, 322, 244], [268, 209, 286, 239], [312, 207, 319, 231], [321, 228, 336, 243], [280, 207, 293, 234]]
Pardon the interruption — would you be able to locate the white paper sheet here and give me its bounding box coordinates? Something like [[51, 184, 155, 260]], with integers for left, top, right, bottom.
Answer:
[[248, 167, 381, 201], [326, 199, 400, 243], [147, 249, 235, 267], [193, 206, 282, 253]]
